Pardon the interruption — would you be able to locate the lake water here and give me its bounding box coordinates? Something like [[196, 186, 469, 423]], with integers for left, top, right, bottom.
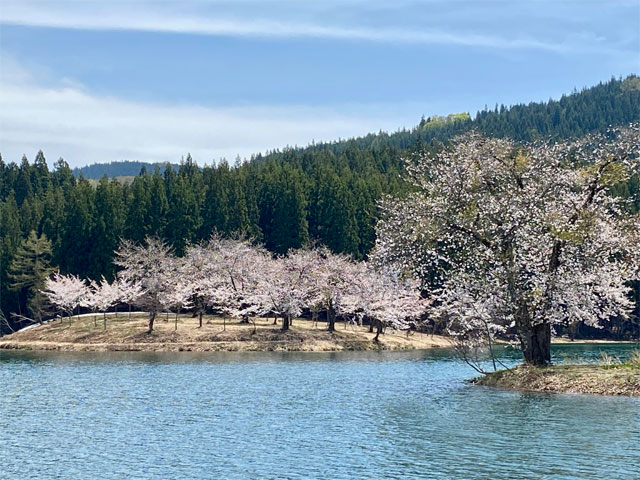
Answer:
[[1, 344, 638, 479]]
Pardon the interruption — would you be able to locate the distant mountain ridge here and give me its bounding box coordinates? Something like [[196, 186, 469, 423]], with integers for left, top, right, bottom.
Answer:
[[73, 161, 180, 179]]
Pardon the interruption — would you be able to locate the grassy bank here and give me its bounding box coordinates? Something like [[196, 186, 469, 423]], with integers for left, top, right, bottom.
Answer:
[[475, 356, 640, 397], [551, 338, 639, 344], [0, 314, 450, 353]]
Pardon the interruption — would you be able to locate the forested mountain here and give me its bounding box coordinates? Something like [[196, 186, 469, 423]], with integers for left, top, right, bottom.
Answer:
[[75, 75, 640, 179], [73, 161, 180, 179], [263, 74, 640, 161], [1, 75, 639, 334]]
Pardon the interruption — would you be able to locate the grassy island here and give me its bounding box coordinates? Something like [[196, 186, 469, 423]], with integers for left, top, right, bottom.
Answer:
[[0, 314, 449, 353], [475, 357, 640, 397]]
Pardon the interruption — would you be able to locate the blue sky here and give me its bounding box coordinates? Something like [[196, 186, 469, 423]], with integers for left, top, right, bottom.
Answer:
[[0, 0, 638, 168]]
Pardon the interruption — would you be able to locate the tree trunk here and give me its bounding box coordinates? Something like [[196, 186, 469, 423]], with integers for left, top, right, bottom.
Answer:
[[103, 312, 107, 331], [175, 312, 179, 331], [273, 316, 278, 325], [198, 311, 203, 328], [568, 321, 578, 341], [327, 306, 336, 333], [374, 321, 383, 342], [282, 314, 290, 332], [148, 311, 156, 333], [128, 304, 132, 320], [520, 322, 551, 365]]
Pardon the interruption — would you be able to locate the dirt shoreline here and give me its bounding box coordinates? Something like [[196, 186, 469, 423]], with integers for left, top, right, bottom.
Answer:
[[1, 314, 635, 354], [0, 314, 451, 353]]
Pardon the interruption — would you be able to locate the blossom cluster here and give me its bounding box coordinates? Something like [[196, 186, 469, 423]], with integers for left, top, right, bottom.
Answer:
[[43, 237, 428, 332]]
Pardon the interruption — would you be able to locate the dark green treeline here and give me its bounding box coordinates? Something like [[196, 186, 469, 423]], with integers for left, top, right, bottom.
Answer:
[[1, 75, 639, 332], [0, 147, 408, 324]]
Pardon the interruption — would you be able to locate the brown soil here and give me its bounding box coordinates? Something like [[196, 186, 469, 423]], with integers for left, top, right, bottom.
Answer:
[[0, 314, 451, 353], [475, 364, 640, 396]]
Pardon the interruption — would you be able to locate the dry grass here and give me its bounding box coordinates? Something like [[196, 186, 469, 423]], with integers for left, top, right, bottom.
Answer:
[[0, 313, 450, 353], [475, 356, 640, 397]]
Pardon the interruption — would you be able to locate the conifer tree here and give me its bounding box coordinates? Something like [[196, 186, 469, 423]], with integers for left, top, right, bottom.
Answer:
[[59, 178, 95, 274], [92, 177, 125, 280], [32, 150, 51, 194], [14, 156, 33, 205], [40, 188, 66, 267], [225, 173, 250, 234], [0, 193, 22, 326], [125, 175, 151, 242], [260, 164, 309, 254], [201, 161, 230, 236], [7, 231, 54, 324], [52, 158, 75, 194], [165, 175, 201, 255], [147, 169, 169, 236]]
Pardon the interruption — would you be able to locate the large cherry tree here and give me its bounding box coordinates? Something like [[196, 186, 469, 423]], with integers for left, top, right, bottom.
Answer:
[[373, 126, 640, 365]]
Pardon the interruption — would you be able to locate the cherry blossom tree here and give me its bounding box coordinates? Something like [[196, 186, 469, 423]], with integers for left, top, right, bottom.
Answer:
[[213, 237, 271, 330], [84, 276, 122, 330], [115, 237, 174, 333], [260, 250, 318, 331], [43, 272, 87, 325], [374, 125, 640, 365], [118, 279, 144, 320], [182, 243, 221, 328], [312, 247, 360, 332], [161, 271, 193, 331], [349, 265, 427, 341]]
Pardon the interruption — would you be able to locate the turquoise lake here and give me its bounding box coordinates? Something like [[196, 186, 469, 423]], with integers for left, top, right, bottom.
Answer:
[[1, 344, 638, 479]]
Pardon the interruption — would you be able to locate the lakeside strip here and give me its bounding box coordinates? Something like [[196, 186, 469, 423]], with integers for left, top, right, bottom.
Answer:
[[0, 314, 451, 353]]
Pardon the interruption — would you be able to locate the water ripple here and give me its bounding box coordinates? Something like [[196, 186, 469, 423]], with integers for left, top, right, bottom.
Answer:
[[0, 345, 638, 479]]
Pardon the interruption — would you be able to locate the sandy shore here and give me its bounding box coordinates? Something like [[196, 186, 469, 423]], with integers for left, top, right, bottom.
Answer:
[[0, 313, 451, 353]]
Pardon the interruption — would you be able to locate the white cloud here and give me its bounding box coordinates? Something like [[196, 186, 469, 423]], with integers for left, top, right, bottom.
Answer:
[[0, 65, 419, 168], [0, 0, 585, 53]]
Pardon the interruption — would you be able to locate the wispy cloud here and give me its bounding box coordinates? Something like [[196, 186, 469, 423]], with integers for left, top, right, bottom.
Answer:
[[0, 58, 417, 167], [0, 0, 595, 53]]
